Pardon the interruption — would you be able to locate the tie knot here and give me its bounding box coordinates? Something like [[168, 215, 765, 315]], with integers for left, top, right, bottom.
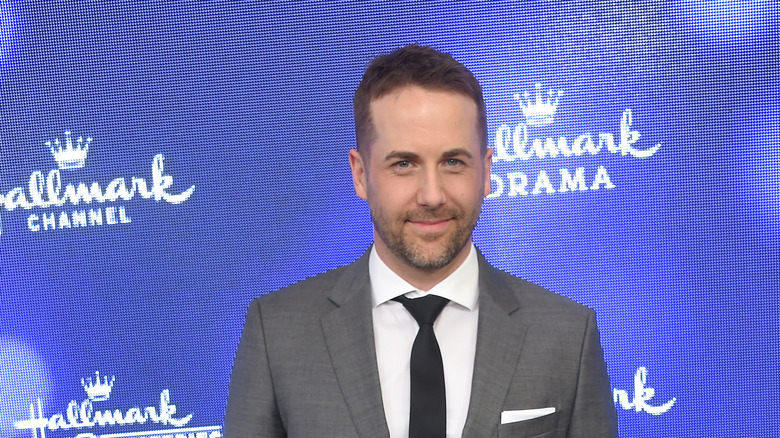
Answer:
[[394, 294, 449, 326]]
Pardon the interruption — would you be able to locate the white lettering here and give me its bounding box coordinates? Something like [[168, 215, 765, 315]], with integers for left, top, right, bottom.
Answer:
[[583, 133, 601, 155], [620, 109, 660, 158], [132, 177, 152, 199], [488, 167, 616, 199], [89, 209, 103, 226], [507, 172, 528, 196], [106, 207, 117, 225], [13, 399, 48, 437], [613, 367, 676, 415], [487, 174, 503, 198], [42, 212, 56, 231], [29, 171, 46, 205], [59, 211, 71, 229], [600, 133, 619, 153], [590, 166, 616, 190], [2, 155, 194, 214], [25, 207, 131, 233], [493, 123, 532, 161], [559, 168, 588, 193], [119, 206, 131, 223], [491, 110, 660, 162], [557, 136, 575, 157], [5, 187, 30, 211], [494, 124, 514, 161], [63, 182, 105, 205], [49, 412, 68, 429], [46, 169, 64, 206], [531, 170, 555, 195], [72, 210, 87, 227], [152, 154, 195, 204], [532, 138, 560, 159], [513, 124, 532, 160], [104, 178, 133, 201], [68, 400, 92, 427], [14, 390, 193, 434], [28, 214, 40, 232], [571, 134, 591, 157]]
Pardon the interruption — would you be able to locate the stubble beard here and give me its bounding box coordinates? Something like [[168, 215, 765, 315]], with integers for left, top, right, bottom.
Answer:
[[371, 205, 481, 272]]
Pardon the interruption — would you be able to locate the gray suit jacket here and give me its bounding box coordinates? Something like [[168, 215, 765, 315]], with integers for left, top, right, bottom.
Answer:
[[224, 250, 618, 437]]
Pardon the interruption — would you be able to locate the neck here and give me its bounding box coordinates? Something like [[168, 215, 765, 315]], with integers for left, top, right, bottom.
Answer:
[[374, 238, 472, 291]]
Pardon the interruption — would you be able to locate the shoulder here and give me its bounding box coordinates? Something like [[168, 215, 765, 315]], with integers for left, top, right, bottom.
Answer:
[[250, 251, 370, 315], [479, 258, 595, 320], [256, 264, 346, 306]]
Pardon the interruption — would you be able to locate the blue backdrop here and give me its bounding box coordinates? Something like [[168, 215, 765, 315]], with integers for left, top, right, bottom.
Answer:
[[1, 1, 778, 437]]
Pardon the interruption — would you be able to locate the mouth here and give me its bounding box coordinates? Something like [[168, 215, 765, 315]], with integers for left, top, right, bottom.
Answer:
[[406, 218, 453, 234]]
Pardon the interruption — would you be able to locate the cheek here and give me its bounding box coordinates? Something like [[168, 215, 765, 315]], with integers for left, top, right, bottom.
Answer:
[[366, 177, 407, 207], [445, 177, 486, 203]]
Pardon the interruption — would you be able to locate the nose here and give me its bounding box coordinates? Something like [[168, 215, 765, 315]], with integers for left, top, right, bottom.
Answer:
[[416, 168, 446, 207]]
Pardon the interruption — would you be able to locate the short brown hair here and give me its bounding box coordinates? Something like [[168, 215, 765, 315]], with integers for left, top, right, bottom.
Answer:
[[353, 44, 487, 154]]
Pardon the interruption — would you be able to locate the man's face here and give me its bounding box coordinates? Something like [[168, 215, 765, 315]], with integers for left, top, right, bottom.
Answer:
[[349, 85, 492, 276]]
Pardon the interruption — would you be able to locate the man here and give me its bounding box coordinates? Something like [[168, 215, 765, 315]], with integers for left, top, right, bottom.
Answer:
[[224, 44, 618, 437]]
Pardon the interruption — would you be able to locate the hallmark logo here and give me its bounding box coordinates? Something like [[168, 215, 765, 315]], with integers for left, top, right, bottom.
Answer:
[[514, 83, 562, 126], [487, 84, 661, 198], [0, 131, 195, 238], [81, 371, 114, 402], [613, 367, 676, 415], [47, 131, 90, 170], [12, 371, 222, 438]]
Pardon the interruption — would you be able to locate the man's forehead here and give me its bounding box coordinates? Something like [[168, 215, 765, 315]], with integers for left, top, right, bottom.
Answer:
[[370, 86, 477, 123], [370, 84, 473, 105]]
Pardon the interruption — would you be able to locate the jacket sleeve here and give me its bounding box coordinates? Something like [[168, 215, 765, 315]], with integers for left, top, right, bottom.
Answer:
[[223, 299, 286, 437], [568, 310, 619, 437]]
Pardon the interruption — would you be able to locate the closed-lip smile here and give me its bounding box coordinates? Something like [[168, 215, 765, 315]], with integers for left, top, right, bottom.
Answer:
[[407, 218, 452, 233]]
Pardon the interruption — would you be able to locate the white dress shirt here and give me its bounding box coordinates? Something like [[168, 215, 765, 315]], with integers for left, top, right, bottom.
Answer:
[[370, 245, 480, 438]]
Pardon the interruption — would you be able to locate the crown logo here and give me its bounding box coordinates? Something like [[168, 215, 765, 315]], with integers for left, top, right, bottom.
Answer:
[[46, 131, 91, 170], [81, 371, 115, 401], [514, 83, 563, 126]]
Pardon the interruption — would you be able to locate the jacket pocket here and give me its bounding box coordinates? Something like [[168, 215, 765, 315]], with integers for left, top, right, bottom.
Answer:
[[497, 411, 558, 438]]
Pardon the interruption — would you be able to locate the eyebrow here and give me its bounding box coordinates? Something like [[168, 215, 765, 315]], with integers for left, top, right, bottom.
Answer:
[[383, 151, 420, 162], [441, 148, 474, 159], [383, 148, 474, 162]]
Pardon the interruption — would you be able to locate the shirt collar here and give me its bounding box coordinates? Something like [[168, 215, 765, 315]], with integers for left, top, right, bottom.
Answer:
[[369, 244, 479, 311]]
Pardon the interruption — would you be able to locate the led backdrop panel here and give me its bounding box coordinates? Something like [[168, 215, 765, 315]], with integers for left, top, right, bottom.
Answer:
[[0, 1, 778, 437]]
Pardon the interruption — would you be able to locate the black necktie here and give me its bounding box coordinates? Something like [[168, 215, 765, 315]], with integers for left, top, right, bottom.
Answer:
[[394, 294, 449, 438]]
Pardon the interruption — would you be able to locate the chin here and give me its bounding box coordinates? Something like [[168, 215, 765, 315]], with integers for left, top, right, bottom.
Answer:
[[403, 245, 459, 271]]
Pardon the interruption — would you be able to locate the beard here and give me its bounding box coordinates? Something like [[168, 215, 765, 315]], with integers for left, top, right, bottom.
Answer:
[[370, 204, 481, 271]]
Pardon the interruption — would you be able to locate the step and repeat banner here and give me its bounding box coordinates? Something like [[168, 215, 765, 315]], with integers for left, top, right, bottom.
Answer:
[[1, 1, 778, 437]]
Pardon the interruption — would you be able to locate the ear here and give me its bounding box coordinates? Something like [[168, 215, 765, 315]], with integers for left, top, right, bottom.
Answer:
[[349, 148, 368, 200], [482, 148, 493, 197]]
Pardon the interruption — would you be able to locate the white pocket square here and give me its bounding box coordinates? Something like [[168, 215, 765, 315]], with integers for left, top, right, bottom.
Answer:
[[500, 407, 556, 424]]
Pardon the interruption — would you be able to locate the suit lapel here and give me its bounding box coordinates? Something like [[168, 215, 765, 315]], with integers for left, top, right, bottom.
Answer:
[[461, 257, 528, 438], [321, 252, 390, 438]]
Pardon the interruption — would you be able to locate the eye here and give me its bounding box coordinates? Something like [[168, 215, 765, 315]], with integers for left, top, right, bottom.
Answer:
[[445, 158, 464, 167], [395, 160, 411, 169]]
